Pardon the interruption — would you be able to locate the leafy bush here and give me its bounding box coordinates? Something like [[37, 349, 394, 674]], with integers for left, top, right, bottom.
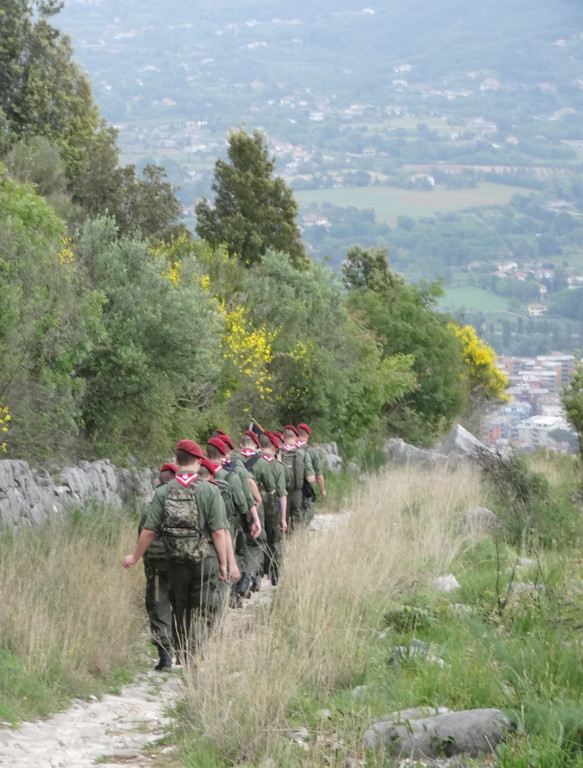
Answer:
[[477, 449, 583, 549]]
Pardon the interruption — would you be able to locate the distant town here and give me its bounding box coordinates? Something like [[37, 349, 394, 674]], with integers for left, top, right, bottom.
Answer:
[[483, 353, 577, 452]]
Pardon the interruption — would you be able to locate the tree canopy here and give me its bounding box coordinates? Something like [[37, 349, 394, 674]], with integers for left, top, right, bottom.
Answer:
[[0, 4, 507, 464], [195, 129, 310, 270]]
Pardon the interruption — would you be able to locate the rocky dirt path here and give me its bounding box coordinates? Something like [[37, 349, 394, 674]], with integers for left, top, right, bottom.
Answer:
[[0, 670, 180, 768], [0, 511, 323, 767]]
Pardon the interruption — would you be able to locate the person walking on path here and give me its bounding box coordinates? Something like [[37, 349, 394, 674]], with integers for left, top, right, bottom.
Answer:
[[122, 440, 232, 662], [296, 423, 326, 527], [140, 462, 177, 671]]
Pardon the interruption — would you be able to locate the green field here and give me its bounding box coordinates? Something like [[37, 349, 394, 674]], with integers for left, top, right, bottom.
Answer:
[[295, 182, 527, 225], [439, 287, 511, 313]]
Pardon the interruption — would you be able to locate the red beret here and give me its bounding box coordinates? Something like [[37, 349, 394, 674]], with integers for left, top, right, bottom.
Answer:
[[199, 457, 217, 477], [243, 429, 260, 448], [297, 423, 311, 436], [272, 431, 284, 445], [207, 436, 227, 455], [160, 462, 178, 474], [219, 433, 234, 451], [176, 439, 204, 459], [284, 424, 299, 436], [264, 431, 279, 450], [213, 429, 228, 437]]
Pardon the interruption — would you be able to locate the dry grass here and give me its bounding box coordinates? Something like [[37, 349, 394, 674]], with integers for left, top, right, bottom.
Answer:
[[181, 464, 482, 761], [0, 505, 145, 692]]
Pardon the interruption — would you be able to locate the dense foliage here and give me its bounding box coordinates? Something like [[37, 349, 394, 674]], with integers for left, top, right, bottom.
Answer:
[[195, 129, 309, 270], [0, 1, 509, 463]]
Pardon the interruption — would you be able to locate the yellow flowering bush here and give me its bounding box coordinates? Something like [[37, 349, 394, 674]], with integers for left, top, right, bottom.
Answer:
[[0, 405, 11, 452], [58, 237, 75, 265], [450, 323, 508, 401], [222, 305, 277, 399]]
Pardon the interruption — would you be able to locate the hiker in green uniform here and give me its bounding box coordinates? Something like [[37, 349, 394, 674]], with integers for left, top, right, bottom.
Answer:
[[296, 422, 326, 527], [256, 431, 287, 585], [140, 462, 177, 671], [280, 425, 315, 530], [234, 429, 267, 592], [219, 429, 263, 516], [122, 440, 232, 661], [212, 430, 261, 597], [206, 437, 253, 603]]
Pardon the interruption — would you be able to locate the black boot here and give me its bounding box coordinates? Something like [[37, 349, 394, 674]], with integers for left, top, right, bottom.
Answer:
[[154, 645, 172, 672], [236, 572, 250, 597]]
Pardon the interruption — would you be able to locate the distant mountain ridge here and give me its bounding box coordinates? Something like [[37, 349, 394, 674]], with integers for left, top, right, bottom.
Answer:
[[58, 0, 583, 121]]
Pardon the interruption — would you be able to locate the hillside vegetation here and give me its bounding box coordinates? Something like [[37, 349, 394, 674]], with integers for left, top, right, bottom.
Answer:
[[54, 0, 583, 358], [0, 4, 509, 463], [2, 455, 583, 768]]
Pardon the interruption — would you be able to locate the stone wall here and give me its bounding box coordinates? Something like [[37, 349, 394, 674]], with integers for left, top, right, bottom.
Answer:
[[0, 441, 345, 530], [0, 459, 154, 529]]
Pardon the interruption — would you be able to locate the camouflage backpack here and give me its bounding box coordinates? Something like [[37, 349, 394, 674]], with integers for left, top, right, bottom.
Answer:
[[161, 475, 209, 564], [281, 447, 304, 491]]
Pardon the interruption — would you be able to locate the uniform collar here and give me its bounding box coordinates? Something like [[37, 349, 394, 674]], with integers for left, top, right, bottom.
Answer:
[[175, 472, 198, 487]]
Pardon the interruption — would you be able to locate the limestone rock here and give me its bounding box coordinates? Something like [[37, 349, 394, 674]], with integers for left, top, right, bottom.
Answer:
[[384, 438, 448, 470], [363, 707, 511, 758], [462, 506, 501, 536], [431, 574, 461, 593], [434, 425, 495, 465], [314, 441, 343, 473], [0, 459, 154, 530]]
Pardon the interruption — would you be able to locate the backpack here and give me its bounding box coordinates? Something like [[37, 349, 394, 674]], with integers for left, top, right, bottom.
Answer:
[[161, 477, 209, 564], [281, 447, 304, 491], [214, 468, 236, 526]]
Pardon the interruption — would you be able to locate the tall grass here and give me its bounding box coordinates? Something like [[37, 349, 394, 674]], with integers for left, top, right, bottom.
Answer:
[[0, 504, 145, 721], [180, 465, 481, 763]]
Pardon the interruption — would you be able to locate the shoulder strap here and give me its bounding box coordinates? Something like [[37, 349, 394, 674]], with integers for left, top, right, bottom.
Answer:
[[244, 452, 261, 472]]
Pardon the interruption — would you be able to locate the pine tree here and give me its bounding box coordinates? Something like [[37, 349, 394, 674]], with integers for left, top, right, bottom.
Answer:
[[196, 129, 309, 270]]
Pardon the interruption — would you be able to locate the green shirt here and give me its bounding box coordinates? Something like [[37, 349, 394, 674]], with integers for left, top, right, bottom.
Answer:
[[252, 453, 277, 493], [215, 465, 248, 516], [142, 475, 229, 536], [272, 458, 287, 497], [303, 443, 323, 476], [227, 455, 256, 510]]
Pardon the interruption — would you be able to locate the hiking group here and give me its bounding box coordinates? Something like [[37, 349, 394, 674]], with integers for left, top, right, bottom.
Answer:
[[122, 423, 326, 671]]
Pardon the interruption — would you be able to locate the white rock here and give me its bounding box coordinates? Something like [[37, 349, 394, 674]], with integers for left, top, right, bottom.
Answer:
[[431, 574, 461, 592]]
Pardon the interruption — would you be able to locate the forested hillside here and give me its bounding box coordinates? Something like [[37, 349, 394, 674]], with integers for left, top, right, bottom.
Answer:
[[56, 0, 583, 202], [0, 1, 509, 464], [52, 0, 583, 359]]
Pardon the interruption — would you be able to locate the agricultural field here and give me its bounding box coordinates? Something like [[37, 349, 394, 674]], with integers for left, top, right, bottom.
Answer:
[[439, 287, 512, 314], [295, 182, 526, 225]]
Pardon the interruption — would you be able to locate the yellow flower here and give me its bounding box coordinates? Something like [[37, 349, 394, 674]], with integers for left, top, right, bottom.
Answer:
[[449, 323, 508, 401], [221, 305, 278, 397]]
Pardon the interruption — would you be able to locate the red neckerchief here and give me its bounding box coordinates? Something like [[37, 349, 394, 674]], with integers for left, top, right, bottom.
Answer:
[[212, 462, 222, 474], [262, 453, 274, 462], [296, 440, 306, 448], [282, 443, 296, 452], [240, 448, 256, 457], [175, 472, 198, 487]]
